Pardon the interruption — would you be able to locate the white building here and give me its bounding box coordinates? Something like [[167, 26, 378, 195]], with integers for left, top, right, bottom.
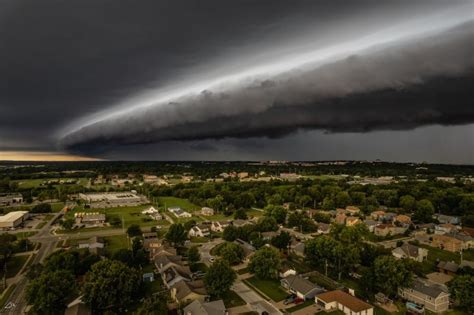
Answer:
[[201, 207, 214, 216], [188, 224, 210, 238], [78, 192, 143, 208], [0, 211, 29, 230], [168, 207, 192, 218], [211, 221, 230, 232]]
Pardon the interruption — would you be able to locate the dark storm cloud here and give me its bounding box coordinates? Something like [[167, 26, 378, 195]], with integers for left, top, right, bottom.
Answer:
[[60, 21, 474, 153]]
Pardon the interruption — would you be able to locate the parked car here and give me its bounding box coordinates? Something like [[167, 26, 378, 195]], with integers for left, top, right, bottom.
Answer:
[[293, 298, 304, 305], [283, 294, 296, 305], [209, 257, 215, 263]]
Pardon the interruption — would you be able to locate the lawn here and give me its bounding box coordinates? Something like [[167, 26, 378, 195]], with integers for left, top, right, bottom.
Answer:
[[221, 290, 247, 308], [0, 255, 29, 279], [247, 209, 264, 218], [104, 234, 129, 254], [190, 236, 210, 243], [65, 204, 161, 229], [157, 197, 199, 211], [417, 243, 462, 273], [13, 178, 89, 189], [245, 277, 288, 302]]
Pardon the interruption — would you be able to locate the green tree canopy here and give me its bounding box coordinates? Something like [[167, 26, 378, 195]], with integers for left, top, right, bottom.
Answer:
[[248, 246, 281, 279], [216, 242, 244, 265], [82, 259, 141, 312], [165, 223, 187, 246], [448, 275, 474, 312], [204, 259, 236, 297]]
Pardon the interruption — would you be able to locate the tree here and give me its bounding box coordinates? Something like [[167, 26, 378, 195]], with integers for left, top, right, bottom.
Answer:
[[413, 199, 435, 223], [362, 255, 413, 297], [271, 231, 291, 252], [127, 224, 142, 237], [26, 270, 77, 314], [449, 275, 474, 312], [188, 246, 201, 271], [248, 247, 281, 279], [31, 203, 52, 213], [184, 219, 197, 231], [204, 259, 236, 297], [165, 223, 187, 246], [136, 295, 168, 315], [234, 208, 248, 220], [82, 260, 141, 312], [216, 242, 244, 265], [223, 225, 238, 241], [257, 216, 278, 232], [264, 205, 287, 224], [60, 218, 74, 230], [335, 192, 352, 208], [400, 195, 416, 211]]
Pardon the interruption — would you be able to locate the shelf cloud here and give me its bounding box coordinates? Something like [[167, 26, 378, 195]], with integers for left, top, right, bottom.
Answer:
[[61, 20, 474, 153]]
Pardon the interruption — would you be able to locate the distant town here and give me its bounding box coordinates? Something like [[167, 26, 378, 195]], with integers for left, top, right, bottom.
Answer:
[[0, 161, 473, 315]]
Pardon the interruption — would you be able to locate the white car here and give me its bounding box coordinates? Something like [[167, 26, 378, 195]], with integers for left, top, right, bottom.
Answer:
[[209, 257, 215, 263]]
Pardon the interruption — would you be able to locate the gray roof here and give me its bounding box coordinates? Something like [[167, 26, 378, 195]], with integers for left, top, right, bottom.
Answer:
[[183, 299, 226, 315], [437, 261, 459, 273], [411, 279, 448, 298], [281, 275, 323, 295]]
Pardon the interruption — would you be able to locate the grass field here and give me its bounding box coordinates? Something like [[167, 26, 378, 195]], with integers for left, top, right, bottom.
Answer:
[[0, 255, 29, 279], [245, 277, 288, 302], [65, 204, 161, 229], [13, 178, 89, 189], [221, 290, 246, 308], [157, 197, 199, 211], [104, 234, 129, 254]]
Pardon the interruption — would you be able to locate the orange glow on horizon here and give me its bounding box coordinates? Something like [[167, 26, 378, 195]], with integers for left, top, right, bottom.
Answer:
[[0, 151, 101, 161]]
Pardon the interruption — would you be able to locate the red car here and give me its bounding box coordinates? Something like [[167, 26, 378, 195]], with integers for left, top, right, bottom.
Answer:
[[293, 298, 304, 305]]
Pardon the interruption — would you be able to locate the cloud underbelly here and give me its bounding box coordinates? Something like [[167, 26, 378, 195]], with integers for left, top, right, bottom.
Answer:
[[60, 21, 474, 153]]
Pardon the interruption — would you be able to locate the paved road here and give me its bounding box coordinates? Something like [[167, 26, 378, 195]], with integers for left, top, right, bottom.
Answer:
[[232, 281, 282, 315], [199, 239, 224, 266], [1, 209, 131, 314]]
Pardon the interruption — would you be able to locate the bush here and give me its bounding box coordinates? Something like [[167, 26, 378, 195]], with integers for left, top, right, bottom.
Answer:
[[31, 203, 52, 213]]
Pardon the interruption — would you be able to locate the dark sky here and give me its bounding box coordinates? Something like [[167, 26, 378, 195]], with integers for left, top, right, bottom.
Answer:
[[1, 0, 473, 163]]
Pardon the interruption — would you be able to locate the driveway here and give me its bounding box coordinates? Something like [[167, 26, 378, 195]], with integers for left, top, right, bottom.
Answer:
[[232, 281, 282, 315]]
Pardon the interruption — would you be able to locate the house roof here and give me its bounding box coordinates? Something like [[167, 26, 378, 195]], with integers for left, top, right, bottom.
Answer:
[[183, 299, 225, 315], [292, 242, 305, 254], [172, 280, 207, 301], [282, 275, 323, 295], [399, 244, 420, 258], [316, 290, 373, 312], [437, 261, 459, 273], [411, 279, 448, 298]]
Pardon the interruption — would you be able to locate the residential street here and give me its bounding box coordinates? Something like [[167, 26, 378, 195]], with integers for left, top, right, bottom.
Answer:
[[232, 281, 282, 315], [199, 238, 224, 266]]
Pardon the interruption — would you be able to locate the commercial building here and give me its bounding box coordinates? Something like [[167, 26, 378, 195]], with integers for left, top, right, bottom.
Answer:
[[78, 192, 144, 208], [0, 194, 23, 206], [0, 211, 29, 230]]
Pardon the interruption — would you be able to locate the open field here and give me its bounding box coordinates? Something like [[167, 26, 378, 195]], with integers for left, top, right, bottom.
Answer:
[[13, 178, 89, 189], [0, 255, 29, 279], [104, 234, 129, 254], [157, 197, 199, 211]]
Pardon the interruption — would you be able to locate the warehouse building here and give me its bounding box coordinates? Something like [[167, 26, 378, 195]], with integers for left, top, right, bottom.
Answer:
[[78, 192, 145, 208], [0, 194, 23, 207], [0, 211, 29, 230]]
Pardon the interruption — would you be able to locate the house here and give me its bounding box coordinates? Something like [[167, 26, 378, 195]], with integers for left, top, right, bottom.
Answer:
[[78, 236, 105, 250], [394, 215, 412, 226], [261, 231, 279, 240], [234, 239, 256, 261], [161, 264, 193, 288], [0, 194, 23, 207], [315, 290, 374, 315], [281, 275, 324, 300], [154, 254, 184, 273], [232, 219, 254, 227], [381, 212, 397, 222], [279, 267, 297, 278], [317, 223, 331, 234], [363, 220, 378, 233], [346, 216, 360, 227], [65, 297, 91, 315], [183, 299, 226, 315], [417, 223, 436, 232], [461, 227, 474, 238], [437, 261, 459, 276], [74, 213, 106, 227], [78, 237, 105, 255], [435, 214, 460, 225], [169, 207, 193, 218], [291, 242, 305, 257], [398, 278, 450, 313], [189, 224, 210, 238], [170, 280, 207, 304], [211, 221, 230, 232], [201, 207, 215, 216], [150, 244, 177, 259], [449, 232, 474, 249], [435, 224, 458, 235], [346, 206, 361, 216], [392, 244, 428, 262], [371, 210, 386, 221], [335, 213, 347, 225], [374, 224, 406, 237], [142, 206, 162, 219], [431, 234, 463, 252]]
